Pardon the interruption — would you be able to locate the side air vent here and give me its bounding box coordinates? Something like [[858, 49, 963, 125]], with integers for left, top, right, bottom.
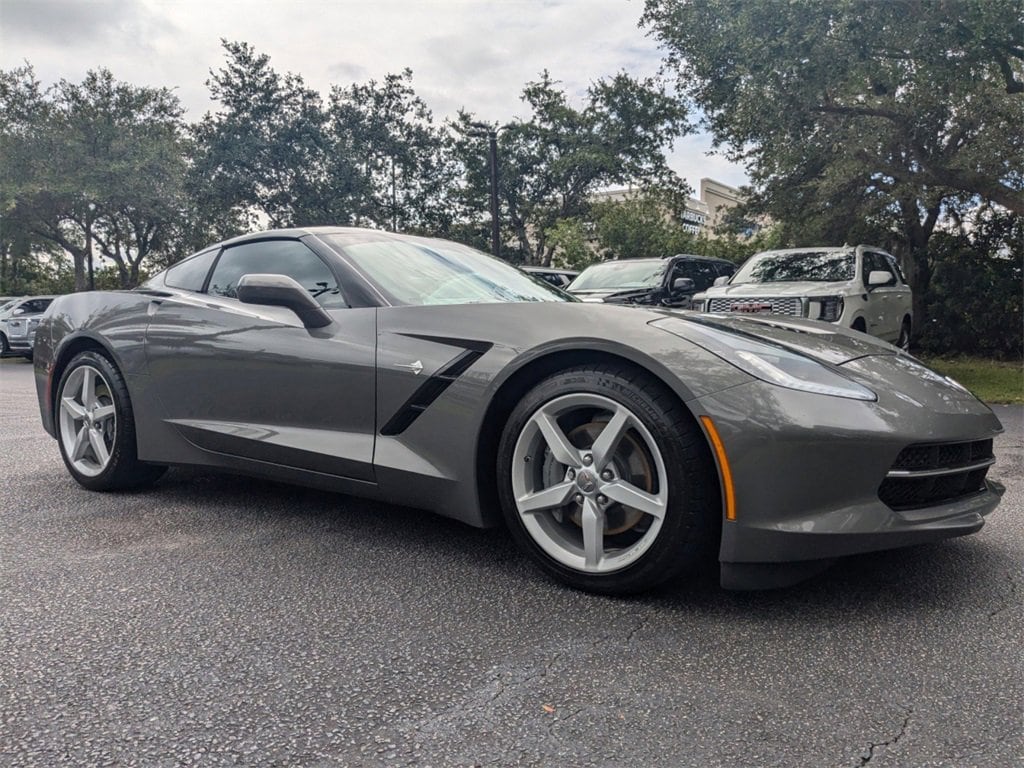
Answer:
[[380, 347, 488, 436]]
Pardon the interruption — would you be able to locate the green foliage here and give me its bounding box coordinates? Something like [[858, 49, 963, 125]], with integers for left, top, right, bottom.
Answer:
[[643, 0, 1024, 327], [190, 41, 333, 230], [591, 192, 694, 260], [544, 218, 597, 270], [921, 357, 1024, 404], [1, 65, 189, 289], [329, 69, 457, 234], [915, 209, 1023, 360], [688, 226, 786, 264], [453, 71, 690, 265]]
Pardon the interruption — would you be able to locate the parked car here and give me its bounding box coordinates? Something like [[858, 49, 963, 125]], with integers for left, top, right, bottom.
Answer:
[[694, 245, 913, 348], [1, 295, 54, 358], [568, 255, 736, 308], [32, 227, 1002, 594], [523, 266, 579, 289]]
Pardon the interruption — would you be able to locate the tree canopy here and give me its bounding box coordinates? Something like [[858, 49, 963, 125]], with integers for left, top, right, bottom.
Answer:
[[643, 0, 1024, 323]]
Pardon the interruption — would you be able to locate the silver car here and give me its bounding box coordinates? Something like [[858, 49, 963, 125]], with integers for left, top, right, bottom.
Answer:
[[32, 228, 1002, 593], [1, 295, 55, 358]]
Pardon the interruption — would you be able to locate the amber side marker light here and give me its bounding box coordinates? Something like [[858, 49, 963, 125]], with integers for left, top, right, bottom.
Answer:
[[699, 415, 736, 521]]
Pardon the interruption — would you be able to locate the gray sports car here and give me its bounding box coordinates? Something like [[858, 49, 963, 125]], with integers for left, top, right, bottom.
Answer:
[[33, 228, 1004, 593]]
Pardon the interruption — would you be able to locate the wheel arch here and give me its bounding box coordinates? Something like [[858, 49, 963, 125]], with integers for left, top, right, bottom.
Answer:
[[48, 334, 123, 423], [474, 346, 713, 528]]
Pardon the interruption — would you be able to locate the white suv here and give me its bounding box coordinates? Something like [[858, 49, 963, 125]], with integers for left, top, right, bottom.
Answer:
[[692, 245, 913, 349]]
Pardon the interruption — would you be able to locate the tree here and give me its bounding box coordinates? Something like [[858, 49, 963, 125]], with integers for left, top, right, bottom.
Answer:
[[544, 218, 597, 270], [591, 191, 695, 260], [190, 41, 339, 230], [643, 0, 1024, 321], [328, 69, 458, 234], [454, 71, 690, 265], [1, 66, 189, 289]]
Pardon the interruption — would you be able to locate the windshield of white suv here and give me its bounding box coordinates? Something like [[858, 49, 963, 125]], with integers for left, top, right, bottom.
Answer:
[[570, 260, 666, 290], [730, 251, 855, 284]]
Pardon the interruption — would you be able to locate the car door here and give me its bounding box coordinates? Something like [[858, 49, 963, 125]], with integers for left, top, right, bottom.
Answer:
[[884, 253, 913, 329], [144, 237, 377, 481], [862, 251, 901, 341]]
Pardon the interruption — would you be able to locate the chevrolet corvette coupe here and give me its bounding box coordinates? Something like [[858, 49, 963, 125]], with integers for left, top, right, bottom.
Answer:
[[33, 228, 1004, 593]]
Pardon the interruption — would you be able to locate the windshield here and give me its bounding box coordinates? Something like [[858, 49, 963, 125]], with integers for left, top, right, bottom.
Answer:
[[325, 235, 571, 306], [0, 300, 17, 315], [569, 260, 666, 291], [731, 251, 856, 284]]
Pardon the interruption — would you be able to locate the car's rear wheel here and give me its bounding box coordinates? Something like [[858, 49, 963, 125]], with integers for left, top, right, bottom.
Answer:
[[497, 364, 718, 594], [56, 351, 166, 491]]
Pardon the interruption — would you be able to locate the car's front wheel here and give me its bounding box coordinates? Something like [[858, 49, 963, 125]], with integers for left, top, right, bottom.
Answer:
[[497, 364, 719, 594], [56, 351, 166, 491], [0, 333, 9, 356]]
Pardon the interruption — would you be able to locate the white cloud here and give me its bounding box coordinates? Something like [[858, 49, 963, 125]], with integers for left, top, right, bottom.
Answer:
[[0, 0, 748, 192]]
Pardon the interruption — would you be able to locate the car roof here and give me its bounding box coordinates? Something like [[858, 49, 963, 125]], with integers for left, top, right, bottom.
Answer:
[[524, 266, 578, 274], [585, 254, 733, 268], [217, 226, 408, 248]]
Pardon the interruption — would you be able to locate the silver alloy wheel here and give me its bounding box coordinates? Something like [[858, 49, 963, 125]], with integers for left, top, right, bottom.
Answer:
[[511, 392, 669, 574], [58, 364, 117, 477]]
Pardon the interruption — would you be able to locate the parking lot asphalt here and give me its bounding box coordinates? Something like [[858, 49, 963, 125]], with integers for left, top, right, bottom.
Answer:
[[1, 357, 1021, 767]]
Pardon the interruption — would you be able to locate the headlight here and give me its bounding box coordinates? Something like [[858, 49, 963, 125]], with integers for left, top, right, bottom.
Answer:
[[814, 296, 844, 322], [652, 317, 877, 401], [691, 297, 706, 312]]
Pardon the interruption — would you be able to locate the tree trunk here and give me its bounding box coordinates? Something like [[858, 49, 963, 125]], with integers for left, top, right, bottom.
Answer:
[[897, 197, 941, 334]]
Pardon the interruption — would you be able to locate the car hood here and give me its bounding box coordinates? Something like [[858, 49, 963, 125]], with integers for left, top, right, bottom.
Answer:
[[649, 310, 892, 365], [704, 280, 854, 298]]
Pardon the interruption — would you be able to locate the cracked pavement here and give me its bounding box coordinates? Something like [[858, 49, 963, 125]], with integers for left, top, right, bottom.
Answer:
[[1, 359, 1021, 766]]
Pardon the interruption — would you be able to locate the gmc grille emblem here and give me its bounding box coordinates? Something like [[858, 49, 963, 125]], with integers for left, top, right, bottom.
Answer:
[[730, 302, 773, 313]]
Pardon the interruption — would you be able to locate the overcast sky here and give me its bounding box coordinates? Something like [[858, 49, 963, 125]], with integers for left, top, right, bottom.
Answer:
[[0, 0, 749, 195]]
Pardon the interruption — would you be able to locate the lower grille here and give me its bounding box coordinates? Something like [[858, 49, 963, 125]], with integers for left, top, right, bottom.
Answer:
[[707, 297, 804, 316], [879, 439, 994, 510]]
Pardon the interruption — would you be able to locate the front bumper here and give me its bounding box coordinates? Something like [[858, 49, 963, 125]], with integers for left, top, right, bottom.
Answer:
[[693, 373, 1004, 586]]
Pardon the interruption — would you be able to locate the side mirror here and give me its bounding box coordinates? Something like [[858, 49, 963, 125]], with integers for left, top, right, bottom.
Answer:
[[237, 274, 333, 329], [12, 307, 25, 316], [867, 270, 893, 288], [713, 275, 730, 287], [672, 277, 696, 293]]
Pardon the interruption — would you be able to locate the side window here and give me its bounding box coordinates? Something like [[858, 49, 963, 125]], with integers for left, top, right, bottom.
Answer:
[[716, 263, 736, 278], [885, 254, 906, 284], [674, 261, 719, 291], [865, 252, 894, 285], [207, 240, 347, 309], [22, 299, 51, 314], [165, 249, 219, 292]]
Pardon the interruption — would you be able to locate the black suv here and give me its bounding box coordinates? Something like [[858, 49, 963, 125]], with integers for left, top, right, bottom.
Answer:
[[567, 255, 736, 308]]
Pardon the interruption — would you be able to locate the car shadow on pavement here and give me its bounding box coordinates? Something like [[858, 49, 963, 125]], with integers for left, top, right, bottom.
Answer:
[[146, 466, 1016, 620]]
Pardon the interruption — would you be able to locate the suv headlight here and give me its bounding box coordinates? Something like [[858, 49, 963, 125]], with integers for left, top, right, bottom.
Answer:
[[814, 296, 844, 322], [652, 317, 877, 401]]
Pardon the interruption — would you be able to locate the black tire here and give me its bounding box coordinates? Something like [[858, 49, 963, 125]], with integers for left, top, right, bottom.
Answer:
[[496, 363, 719, 595], [851, 317, 867, 333], [897, 318, 912, 351], [55, 351, 166, 491], [0, 333, 8, 356]]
